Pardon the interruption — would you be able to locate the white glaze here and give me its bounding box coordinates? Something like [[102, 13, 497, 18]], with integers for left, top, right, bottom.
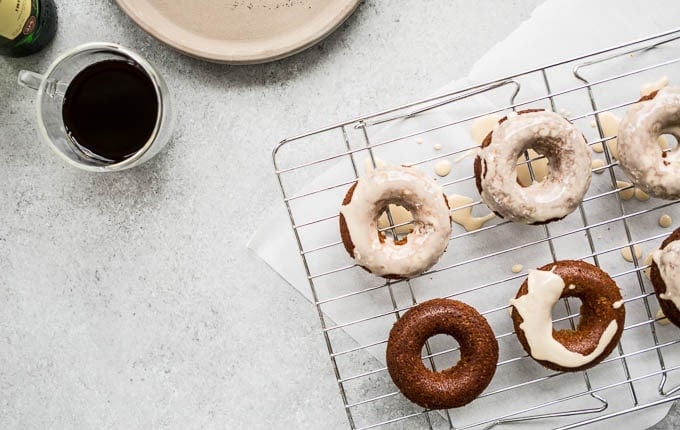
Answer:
[[616, 181, 635, 200], [641, 76, 669, 98], [591, 158, 606, 173], [652, 240, 680, 310], [509, 269, 618, 368], [644, 252, 654, 280], [434, 160, 452, 177], [592, 111, 620, 158], [471, 114, 503, 145], [377, 204, 414, 235], [621, 244, 642, 263], [660, 214, 673, 228], [613, 300, 624, 309], [477, 111, 592, 224], [512, 264, 524, 274], [454, 148, 479, 163], [618, 86, 680, 199], [634, 188, 650, 201], [657, 308, 671, 326], [447, 194, 495, 232], [516, 148, 549, 187], [363, 157, 386, 174], [340, 165, 452, 278]]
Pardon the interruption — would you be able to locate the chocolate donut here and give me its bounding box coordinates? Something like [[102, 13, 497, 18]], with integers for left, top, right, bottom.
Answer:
[[473, 109, 592, 225], [510, 260, 625, 372], [339, 165, 452, 279], [651, 227, 680, 327], [386, 299, 498, 409], [618, 87, 680, 200]]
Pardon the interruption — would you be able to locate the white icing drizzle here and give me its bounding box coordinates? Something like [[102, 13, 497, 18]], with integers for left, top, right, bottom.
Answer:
[[613, 300, 624, 309], [509, 269, 618, 368], [591, 158, 606, 173], [363, 157, 386, 174], [471, 114, 503, 145], [652, 240, 680, 310], [592, 112, 620, 158], [621, 244, 642, 263], [660, 214, 673, 228], [340, 165, 452, 278], [477, 111, 592, 224], [657, 308, 670, 326], [641, 76, 669, 98], [618, 86, 680, 200], [516, 148, 548, 187], [616, 181, 635, 200], [454, 148, 479, 164], [377, 204, 414, 235], [644, 252, 654, 280], [447, 194, 495, 232], [634, 188, 650, 201], [434, 160, 452, 177], [568, 284, 576, 290]]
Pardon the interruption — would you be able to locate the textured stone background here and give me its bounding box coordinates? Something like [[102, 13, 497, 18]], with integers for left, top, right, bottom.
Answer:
[[1, 0, 678, 428]]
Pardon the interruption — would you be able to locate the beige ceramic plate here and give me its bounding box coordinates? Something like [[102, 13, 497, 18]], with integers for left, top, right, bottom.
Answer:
[[115, 0, 361, 64]]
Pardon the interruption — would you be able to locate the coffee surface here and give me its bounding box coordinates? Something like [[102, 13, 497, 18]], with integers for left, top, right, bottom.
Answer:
[[63, 59, 159, 162]]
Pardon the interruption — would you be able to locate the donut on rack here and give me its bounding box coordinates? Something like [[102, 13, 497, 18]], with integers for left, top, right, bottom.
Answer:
[[618, 87, 680, 200], [651, 227, 680, 328], [509, 260, 625, 372], [386, 299, 499, 409], [473, 109, 592, 225], [339, 164, 452, 279]]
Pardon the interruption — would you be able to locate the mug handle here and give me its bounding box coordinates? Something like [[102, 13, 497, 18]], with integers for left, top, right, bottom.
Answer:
[[17, 70, 44, 91]]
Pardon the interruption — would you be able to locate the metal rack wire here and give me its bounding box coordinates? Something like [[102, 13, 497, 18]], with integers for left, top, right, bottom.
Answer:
[[273, 28, 680, 429]]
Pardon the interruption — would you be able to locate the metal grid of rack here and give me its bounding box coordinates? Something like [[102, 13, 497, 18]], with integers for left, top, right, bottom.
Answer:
[[273, 29, 680, 429]]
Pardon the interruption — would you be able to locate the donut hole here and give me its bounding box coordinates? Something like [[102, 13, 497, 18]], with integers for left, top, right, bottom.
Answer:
[[516, 148, 549, 187], [421, 334, 461, 371], [659, 134, 678, 154], [551, 296, 583, 331], [377, 204, 414, 241]]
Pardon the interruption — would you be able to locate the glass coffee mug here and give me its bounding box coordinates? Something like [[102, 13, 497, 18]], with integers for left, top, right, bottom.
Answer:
[[18, 42, 173, 172]]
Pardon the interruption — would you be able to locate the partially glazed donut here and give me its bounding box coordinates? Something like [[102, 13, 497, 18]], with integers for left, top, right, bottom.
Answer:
[[386, 299, 498, 409], [618, 87, 680, 200], [473, 109, 592, 224], [510, 260, 625, 372], [339, 165, 451, 279], [651, 227, 680, 327]]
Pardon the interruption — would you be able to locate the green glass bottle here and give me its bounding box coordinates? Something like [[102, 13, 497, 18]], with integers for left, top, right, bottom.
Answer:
[[0, 0, 57, 57]]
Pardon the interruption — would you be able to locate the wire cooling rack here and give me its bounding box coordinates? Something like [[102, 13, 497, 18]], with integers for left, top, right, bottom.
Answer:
[[273, 28, 680, 429]]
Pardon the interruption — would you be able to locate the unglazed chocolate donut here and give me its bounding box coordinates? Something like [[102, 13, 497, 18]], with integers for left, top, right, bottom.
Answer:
[[473, 109, 592, 224], [339, 165, 451, 279], [386, 299, 498, 409], [651, 227, 680, 327], [618, 87, 680, 199], [510, 260, 625, 372]]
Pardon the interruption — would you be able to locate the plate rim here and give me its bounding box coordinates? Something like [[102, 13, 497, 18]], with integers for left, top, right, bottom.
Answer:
[[114, 0, 362, 65]]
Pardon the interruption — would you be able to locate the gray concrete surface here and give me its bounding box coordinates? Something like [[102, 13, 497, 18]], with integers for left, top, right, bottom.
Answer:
[[1, 0, 677, 428]]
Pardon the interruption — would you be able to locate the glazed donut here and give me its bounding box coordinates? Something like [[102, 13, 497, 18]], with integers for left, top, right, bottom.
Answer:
[[339, 165, 451, 279], [386, 299, 498, 409], [510, 260, 625, 372], [473, 109, 592, 224], [651, 227, 680, 327], [618, 87, 680, 200]]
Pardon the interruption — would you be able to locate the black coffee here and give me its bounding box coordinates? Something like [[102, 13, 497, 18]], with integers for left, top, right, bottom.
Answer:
[[62, 59, 159, 162]]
